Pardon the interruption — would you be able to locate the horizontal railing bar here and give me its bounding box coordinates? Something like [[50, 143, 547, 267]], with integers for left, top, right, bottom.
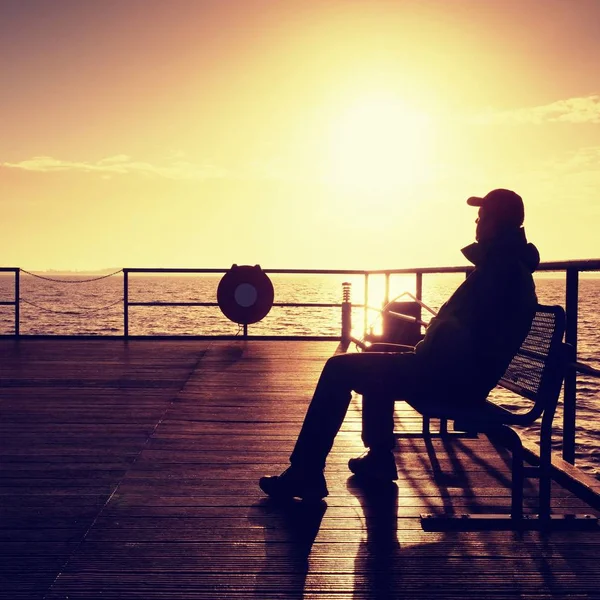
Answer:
[[123, 267, 367, 275], [124, 268, 226, 274], [0, 301, 16, 306], [121, 259, 600, 278], [536, 259, 600, 271], [127, 301, 345, 308], [275, 303, 341, 308], [267, 268, 366, 275], [365, 266, 472, 275], [123, 266, 468, 276], [0, 268, 19, 272], [365, 261, 600, 276], [128, 302, 218, 307]]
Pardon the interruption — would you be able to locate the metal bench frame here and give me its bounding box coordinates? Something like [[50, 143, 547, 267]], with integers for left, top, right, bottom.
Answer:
[[357, 303, 597, 529], [413, 304, 599, 530], [373, 304, 597, 531]]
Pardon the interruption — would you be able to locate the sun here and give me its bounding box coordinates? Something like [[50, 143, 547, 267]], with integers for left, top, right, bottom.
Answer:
[[326, 94, 434, 191]]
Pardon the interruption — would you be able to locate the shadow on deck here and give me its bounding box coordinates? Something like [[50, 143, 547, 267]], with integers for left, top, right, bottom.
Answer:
[[0, 339, 598, 599]]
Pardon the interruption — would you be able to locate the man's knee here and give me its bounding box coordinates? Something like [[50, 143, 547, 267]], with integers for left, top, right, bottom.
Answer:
[[321, 354, 368, 388], [323, 353, 350, 376], [324, 352, 362, 372]]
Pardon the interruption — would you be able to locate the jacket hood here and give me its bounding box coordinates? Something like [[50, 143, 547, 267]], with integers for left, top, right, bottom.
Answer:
[[461, 227, 540, 272]]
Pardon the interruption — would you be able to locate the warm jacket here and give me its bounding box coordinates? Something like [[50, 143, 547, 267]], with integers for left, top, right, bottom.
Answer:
[[414, 227, 539, 404]]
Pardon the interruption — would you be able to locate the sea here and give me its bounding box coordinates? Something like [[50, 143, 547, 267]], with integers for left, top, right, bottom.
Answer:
[[1, 270, 599, 479]]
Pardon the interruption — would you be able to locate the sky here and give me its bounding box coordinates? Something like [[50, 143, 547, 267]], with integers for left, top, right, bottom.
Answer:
[[1, 0, 599, 271]]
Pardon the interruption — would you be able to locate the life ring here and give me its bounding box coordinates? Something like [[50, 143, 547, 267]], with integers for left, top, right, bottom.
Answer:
[[217, 265, 274, 325]]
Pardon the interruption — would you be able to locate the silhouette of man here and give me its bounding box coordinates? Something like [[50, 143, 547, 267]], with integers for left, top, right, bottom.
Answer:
[[260, 189, 540, 500]]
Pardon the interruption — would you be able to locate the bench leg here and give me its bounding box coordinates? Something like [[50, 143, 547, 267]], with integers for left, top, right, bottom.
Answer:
[[420, 424, 599, 530], [421, 416, 448, 436], [509, 430, 525, 520], [440, 418, 448, 435], [485, 425, 524, 520], [422, 416, 430, 436], [538, 426, 553, 520]]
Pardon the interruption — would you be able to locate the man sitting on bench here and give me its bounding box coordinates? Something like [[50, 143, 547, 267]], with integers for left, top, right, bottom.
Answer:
[[260, 189, 540, 501]]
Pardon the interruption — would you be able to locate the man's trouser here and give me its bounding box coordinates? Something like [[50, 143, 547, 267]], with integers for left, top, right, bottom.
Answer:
[[290, 351, 423, 472]]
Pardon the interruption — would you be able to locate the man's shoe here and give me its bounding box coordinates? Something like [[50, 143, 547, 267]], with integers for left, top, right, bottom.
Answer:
[[259, 467, 328, 501], [348, 449, 398, 481]]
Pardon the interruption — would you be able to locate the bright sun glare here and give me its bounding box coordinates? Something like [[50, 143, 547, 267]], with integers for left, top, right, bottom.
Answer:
[[327, 95, 433, 191]]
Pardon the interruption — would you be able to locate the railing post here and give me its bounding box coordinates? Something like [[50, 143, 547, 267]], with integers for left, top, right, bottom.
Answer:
[[563, 268, 578, 464], [415, 272, 423, 302], [15, 268, 20, 337], [384, 273, 390, 307], [364, 273, 369, 337], [123, 269, 129, 338], [341, 282, 352, 343]]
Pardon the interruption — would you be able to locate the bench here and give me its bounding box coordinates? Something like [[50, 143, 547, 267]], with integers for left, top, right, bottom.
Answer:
[[366, 304, 595, 530]]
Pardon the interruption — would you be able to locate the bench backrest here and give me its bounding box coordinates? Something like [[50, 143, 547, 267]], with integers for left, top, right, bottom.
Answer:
[[496, 304, 569, 426]]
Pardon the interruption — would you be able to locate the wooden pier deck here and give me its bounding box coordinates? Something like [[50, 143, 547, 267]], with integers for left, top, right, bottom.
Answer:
[[1, 338, 599, 600]]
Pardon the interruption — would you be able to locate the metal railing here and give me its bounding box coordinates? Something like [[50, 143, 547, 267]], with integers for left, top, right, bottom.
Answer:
[[2, 260, 600, 466], [122, 267, 365, 340], [0, 267, 19, 336]]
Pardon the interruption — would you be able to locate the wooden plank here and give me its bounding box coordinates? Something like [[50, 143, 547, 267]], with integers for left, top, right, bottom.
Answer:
[[0, 339, 207, 599]]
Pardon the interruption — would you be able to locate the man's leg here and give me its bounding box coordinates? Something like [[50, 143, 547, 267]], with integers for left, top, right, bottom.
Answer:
[[360, 393, 396, 449], [290, 351, 415, 471], [289, 353, 359, 472], [359, 353, 421, 445], [259, 351, 417, 499], [350, 352, 419, 481]]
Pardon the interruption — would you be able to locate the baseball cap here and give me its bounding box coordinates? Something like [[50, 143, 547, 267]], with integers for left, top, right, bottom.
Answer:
[[467, 188, 524, 228]]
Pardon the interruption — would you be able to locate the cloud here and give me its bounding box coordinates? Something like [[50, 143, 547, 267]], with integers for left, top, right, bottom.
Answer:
[[1, 155, 228, 180], [529, 145, 600, 204], [553, 146, 600, 195], [470, 95, 600, 125], [556, 145, 600, 170], [533, 145, 600, 175], [1, 153, 320, 185]]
